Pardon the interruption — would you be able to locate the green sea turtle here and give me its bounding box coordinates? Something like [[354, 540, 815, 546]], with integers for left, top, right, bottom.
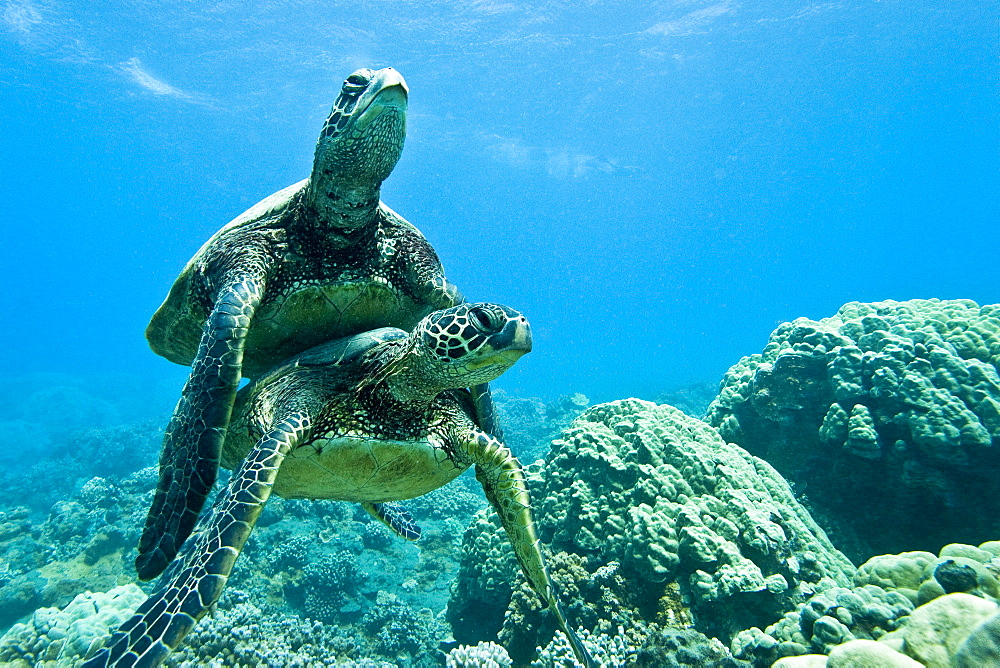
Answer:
[[138, 67, 501, 581], [84, 304, 593, 667]]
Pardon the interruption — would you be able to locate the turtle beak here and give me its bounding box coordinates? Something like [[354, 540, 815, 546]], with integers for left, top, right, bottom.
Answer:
[[506, 318, 532, 355], [494, 317, 532, 364], [354, 68, 408, 130], [464, 317, 532, 371]]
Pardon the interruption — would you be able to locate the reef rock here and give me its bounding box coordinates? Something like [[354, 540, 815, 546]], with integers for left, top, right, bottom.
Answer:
[[826, 639, 923, 667], [448, 399, 854, 663], [732, 582, 916, 664], [955, 609, 1000, 667], [897, 592, 998, 666], [706, 299, 1000, 559]]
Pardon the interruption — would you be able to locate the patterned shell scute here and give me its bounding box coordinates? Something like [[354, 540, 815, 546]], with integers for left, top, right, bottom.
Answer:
[[146, 188, 451, 379], [247, 279, 426, 371], [223, 329, 471, 504]]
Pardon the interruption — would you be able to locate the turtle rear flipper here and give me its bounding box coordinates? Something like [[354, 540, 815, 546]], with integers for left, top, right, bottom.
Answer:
[[362, 501, 421, 540], [136, 274, 266, 581], [85, 414, 310, 668], [459, 430, 595, 668]]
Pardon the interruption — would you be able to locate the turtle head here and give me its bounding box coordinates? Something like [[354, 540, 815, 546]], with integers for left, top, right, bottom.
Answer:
[[383, 304, 531, 402], [306, 67, 408, 230], [416, 304, 532, 386]]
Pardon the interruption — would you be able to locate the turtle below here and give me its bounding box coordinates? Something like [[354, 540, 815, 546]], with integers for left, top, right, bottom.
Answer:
[[138, 67, 501, 582], [84, 304, 593, 667]]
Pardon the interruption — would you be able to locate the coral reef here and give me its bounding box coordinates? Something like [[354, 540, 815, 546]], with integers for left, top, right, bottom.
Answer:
[[8, 360, 1000, 667], [164, 589, 385, 667], [531, 627, 643, 667], [0, 584, 145, 665], [888, 592, 997, 665], [446, 511, 520, 645], [736, 540, 1000, 666], [770, 593, 1000, 668], [405, 481, 487, 524], [492, 390, 590, 463], [529, 624, 751, 667], [706, 299, 1000, 560], [634, 627, 750, 667], [0, 421, 161, 518], [955, 609, 1000, 666], [732, 583, 915, 664], [301, 551, 368, 623], [854, 541, 1000, 607], [0, 466, 158, 632], [0, 378, 583, 665], [448, 399, 854, 663], [0, 580, 444, 667], [498, 551, 656, 663], [446, 641, 513, 668], [0, 424, 474, 662], [654, 381, 719, 419], [360, 590, 446, 662]]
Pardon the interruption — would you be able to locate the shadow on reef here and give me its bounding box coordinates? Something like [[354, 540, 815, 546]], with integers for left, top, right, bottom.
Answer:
[[706, 299, 1000, 562]]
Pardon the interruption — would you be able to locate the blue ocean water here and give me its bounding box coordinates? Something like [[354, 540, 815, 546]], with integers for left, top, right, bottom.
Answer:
[[1, 0, 996, 404], [1, 4, 999, 665]]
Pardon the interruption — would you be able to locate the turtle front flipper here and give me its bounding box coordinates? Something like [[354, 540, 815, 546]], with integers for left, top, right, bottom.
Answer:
[[457, 430, 595, 668], [136, 274, 266, 581], [446, 294, 505, 441], [361, 501, 421, 540], [470, 382, 504, 440], [85, 414, 310, 668]]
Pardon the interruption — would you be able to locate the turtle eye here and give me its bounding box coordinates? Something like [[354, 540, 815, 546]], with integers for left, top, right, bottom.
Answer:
[[340, 69, 374, 96], [469, 306, 501, 332], [346, 71, 371, 85], [343, 69, 373, 95]]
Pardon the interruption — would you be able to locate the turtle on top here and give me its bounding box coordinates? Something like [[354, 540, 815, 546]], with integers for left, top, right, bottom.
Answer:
[[137, 67, 505, 585], [85, 304, 593, 668]]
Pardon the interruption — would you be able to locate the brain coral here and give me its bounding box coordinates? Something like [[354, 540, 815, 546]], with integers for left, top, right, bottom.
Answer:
[[448, 399, 854, 662], [706, 299, 1000, 559]]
